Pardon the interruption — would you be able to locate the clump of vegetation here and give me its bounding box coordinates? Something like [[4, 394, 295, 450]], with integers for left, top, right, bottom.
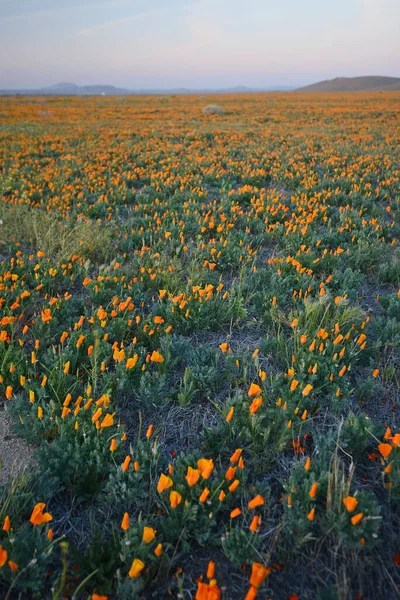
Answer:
[[202, 104, 224, 115]]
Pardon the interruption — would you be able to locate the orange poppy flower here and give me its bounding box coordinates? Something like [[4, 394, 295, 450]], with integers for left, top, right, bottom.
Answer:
[[378, 443, 392, 458], [226, 407, 234, 422], [121, 512, 130, 531], [170, 490, 182, 508], [30, 503, 53, 525], [2, 516, 11, 532], [126, 355, 139, 369], [225, 466, 236, 481], [197, 458, 214, 479], [307, 508, 315, 521], [206, 561, 215, 579], [0, 546, 8, 568], [229, 479, 240, 492], [186, 466, 200, 486], [248, 495, 264, 510], [142, 526, 156, 543], [351, 512, 364, 526], [199, 488, 210, 503], [8, 560, 18, 571], [248, 383, 262, 397], [150, 350, 164, 363], [250, 562, 271, 587], [128, 558, 145, 578], [392, 434, 400, 446], [244, 587, 258, 600], [250, 397, 263, 414], [100, 413, 114, 428], [121, 456, 131, 471], [157, 473, 173, 493], [309, 482, 318, 498], [250, 515, 261, 532], [343, 496, 358, 512], [230, 448, 242, 463]]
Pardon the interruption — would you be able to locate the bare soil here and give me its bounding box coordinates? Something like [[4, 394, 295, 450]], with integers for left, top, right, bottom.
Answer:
[[0, 408, 34, 484]]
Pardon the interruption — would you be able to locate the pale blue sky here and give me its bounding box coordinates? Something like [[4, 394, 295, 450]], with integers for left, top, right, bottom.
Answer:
[[0, 0, 399, 89]]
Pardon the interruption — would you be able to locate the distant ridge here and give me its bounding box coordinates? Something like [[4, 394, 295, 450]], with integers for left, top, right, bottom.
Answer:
[[38, 82, 132, 95], [296, 76, 400, 92], [0, 82, 295, 96]]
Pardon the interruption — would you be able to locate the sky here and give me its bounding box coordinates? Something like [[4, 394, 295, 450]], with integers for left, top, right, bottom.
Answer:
[[0, 0, 399, 89]]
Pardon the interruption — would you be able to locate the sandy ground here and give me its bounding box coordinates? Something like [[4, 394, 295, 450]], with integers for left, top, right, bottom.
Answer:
[[0, 409, 34, 484]]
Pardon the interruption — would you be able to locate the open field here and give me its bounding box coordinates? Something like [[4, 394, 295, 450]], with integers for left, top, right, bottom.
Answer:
[[0, 92, 400, 599]]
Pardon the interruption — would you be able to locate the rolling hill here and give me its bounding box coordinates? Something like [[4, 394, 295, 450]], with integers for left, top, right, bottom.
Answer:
[[296, 76, 400, 92]]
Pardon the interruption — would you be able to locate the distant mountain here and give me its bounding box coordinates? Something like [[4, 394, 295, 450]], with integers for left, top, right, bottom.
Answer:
[[45, 82, 80, 92], [0, 82, 295, 96], [38, 82, 132, 95], [3, 78, 400, 96], [296, 76, 400, 92]]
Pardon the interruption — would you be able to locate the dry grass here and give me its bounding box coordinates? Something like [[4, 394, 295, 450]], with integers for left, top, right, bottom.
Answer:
[[0, 203, 114, 264]]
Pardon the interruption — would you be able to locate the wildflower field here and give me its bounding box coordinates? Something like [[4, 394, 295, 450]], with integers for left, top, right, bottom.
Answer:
[[0, 92, 399, 599]]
